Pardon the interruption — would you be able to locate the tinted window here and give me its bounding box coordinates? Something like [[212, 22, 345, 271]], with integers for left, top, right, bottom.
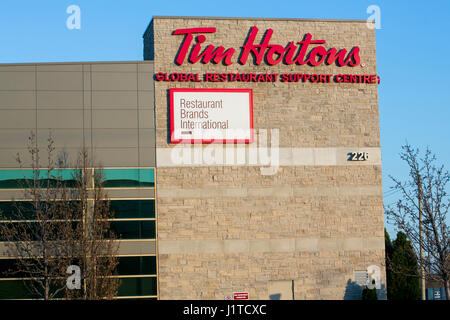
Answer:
[[109, 221, 155, 239], [0, 221, 81, 241], [116, 256, 156, 275], [95, 169, 154, 188], [0, 201, 82, 220], [0, 169, 79, 189], [118, 277, 157, 297], [109, 200, 155, 219]]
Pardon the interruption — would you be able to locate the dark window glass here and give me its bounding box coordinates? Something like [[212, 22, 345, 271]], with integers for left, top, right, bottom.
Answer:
[[0, 202, 35, 220], [118, 277, 157, 297], [0, 221, 81, 242], [0, 201, 82, 221], [0, 259, 21, 278], [95, 169, 154, 188], [116, 256, 156, 276], [0, 259, 35, 278], [0, 280, 41, 299], [0, 169, 80, 189], [109, 200, 155, 219], [0, 258, 81, 280], [109, 221, 155, 240], [0, 222, 39, 241]]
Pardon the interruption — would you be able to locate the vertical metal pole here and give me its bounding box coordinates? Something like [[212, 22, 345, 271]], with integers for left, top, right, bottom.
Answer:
[[418, 175, 426, 300], [292, 280, 295, 300]]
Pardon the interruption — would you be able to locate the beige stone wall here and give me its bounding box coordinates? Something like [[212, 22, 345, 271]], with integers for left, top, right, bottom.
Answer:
[[151, 17, 384, 299]]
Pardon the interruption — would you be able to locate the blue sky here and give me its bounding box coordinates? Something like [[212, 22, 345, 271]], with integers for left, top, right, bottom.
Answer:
[[1, 0, 449, 237]]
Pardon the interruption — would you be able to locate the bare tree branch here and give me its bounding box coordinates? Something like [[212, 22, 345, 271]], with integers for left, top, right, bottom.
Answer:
[[385, 143, 450, 299], [0, 132, 119, 300]]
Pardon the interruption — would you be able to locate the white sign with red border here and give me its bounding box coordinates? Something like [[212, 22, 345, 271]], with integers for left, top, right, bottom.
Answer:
[[170, 88, 254, 143]]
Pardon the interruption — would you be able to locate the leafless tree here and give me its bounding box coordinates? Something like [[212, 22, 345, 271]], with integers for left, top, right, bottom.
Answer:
[[0, 132, 119, 299], [385, 143, 449, 299]]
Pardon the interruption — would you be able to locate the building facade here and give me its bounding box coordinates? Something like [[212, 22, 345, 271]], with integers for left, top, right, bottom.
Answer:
[[0, 16, 385, 299], [0, 61, 157, 299]]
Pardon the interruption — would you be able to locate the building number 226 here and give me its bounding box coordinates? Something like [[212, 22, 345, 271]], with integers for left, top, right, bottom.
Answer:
[[347, 152, 369, 161]]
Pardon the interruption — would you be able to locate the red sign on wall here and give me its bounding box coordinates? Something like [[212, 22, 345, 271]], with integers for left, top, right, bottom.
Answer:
[[233, 292, 249, 300], [172, 26, 361, 67]]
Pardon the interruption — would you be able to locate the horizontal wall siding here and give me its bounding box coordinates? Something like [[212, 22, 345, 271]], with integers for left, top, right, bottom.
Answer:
[[0, 61, 155, 168]]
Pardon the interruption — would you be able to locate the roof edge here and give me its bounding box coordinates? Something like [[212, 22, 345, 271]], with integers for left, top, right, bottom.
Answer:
[[151, 15, 368, 23], [0, 60, 153, 66], [143, 15, 370, 38]]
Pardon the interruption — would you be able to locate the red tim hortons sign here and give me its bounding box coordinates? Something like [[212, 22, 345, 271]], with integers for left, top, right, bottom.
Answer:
[[173, 26, 361, 67]]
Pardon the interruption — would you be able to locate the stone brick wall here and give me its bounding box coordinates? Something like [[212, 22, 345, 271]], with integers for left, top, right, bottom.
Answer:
[[150, 17, 385, 300]]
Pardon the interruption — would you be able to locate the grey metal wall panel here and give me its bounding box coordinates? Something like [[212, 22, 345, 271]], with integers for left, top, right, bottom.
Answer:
[[106, 188, 155, 199], [139, 129, 156, 148], [91, 91, 138, 109], [0, 181, 156, 201], [138, 73, 154, 91], [91, 63, 138, 72], [92, 110, 138, 129], [92, 129, 139, 148], [0, 148, 33, 168], [93, 148, 139, 167], [0, 110, 35, 128], [37, 109, 84, 129], [83, 71, 91, 92], [83, 90, 92, 135], [37, 129, 85, 148], [0, 61, 155, 169], [0, 242, 15, 257], [138, 91, 154, 109], [138, 63, 154, 73], [83, 128, 93, 152], [0, 66, 35, 72], [91, 72, 137, 91], [138, 109, 155, 128], [36, 72, 83, 91], [116, 241, 156, 256], [0, 92, 35, 108], [0, 72, 35, 90], [0, 190, 32, 201], [52, 148, 82, 165], [36, 64, 83, 72], [34, 147, 81, 166], [0, 129, 35, 149], [139, 147, 156, 167], [37, 92, 84, 109]]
